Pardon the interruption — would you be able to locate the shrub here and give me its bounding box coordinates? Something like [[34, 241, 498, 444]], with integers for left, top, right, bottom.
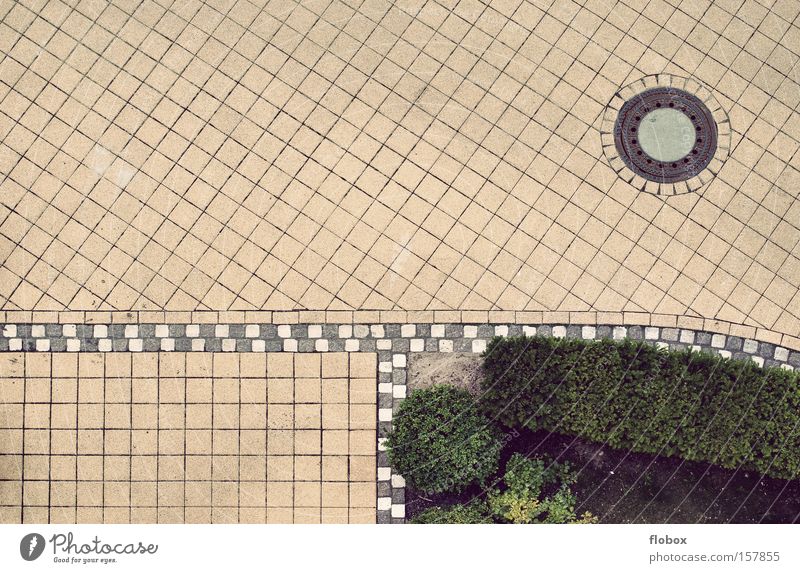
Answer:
[[386, 385, 502, 494], [487, 454, 597, 524], [480, 336, 800, 479], [411, 503, 492, 524], [412, 454, 597, 524]]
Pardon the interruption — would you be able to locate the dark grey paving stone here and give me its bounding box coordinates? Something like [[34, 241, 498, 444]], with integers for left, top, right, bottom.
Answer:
[[726, 336, 743, 351], [695, 332, 712, 345], [627, 326, 643, 339], [661, 328, 679, 341]]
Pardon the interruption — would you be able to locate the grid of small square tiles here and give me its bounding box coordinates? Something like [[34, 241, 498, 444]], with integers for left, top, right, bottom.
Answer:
[[0, 351, 377, 524], [3, 320, 799, 523], [0, 0, 799, 341]]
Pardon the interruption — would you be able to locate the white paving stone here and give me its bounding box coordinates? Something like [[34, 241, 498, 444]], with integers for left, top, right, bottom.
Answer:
[[378, 408, 392, 422], [581, 326, 596, 339], [377, 497, 391, 511], [2, 325, 16, 337], [751, 356, 764, 367], [522, 325, 537, 336], [66, 339, 80, 352], [222, 339, 236, 351], [186, 324, 200, 337], [31, 325, 45, 337], [775, 347, 789, 361], [128, 339, 143, 352], [345, 339, 359, 352], [719, 350, 731, 359], [378, 383, 392, 394], [391, 474, 406, 488], [252, 339, 266, 352], [315, 339, 328, 352], [472, 339, 487, 353], [62, 324, 76, 337], [743, 339, 758, 353], [154, 324, 168, 337], [431, 324, 445, 337], [780, 364, 794, 371], [439, 339, 454, 352], [377, 467, 391, 481], [552, 325, 566, 338], [494, 325, 509, 336], [370, 325, 385, 338], [376, 339, 392, 350], [308, 324, 322, 338], [410, 339, 424, 352], [711, 334, 726, 348], [99, 339, 113, 352], [463, 325, 478, 338], [393, 385, 406, 399], [338, 324, 353, 338], [36, 339, 50, 351], [215, 325, 230, 338], [277, 325, 291, 338], [679, 330, 695, 344], [379, 361, 393, 373], [391, 504, 406, 518], [644, 327, 659, 340], [377, 438, 388, 451], [283, 339, 298, 352], [124, 325, 138, 338], [656, 342, 669, 350], [9, 339, 21, 351], [160, 338, 175, 351], [392, 354, 406, 368], [191, 339, 205, 352], [401, 324, 415, 337], [94, 325, 108, 338], [612, 326, 627, 340], [245, 324, 260, 338], [354, 325, 369, 338]]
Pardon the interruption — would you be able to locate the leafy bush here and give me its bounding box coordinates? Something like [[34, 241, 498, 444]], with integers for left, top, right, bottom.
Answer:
[[487, 454, 596, 524], [480, 336, 800, 479], [412, 454, 597, 524], [411, 503, 492, 524], [386, 385, 503, 494]]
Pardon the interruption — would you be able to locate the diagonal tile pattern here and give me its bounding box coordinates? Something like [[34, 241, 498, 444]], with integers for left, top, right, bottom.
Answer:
[[0, 0, 798, 335]]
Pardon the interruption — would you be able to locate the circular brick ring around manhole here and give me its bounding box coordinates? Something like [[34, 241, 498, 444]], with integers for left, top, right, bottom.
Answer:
[[601, 75, 731, 196], [613, 87, 717, 184]]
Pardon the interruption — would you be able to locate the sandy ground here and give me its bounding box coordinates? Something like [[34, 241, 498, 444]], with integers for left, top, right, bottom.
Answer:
[[407, 352, 483, 394]]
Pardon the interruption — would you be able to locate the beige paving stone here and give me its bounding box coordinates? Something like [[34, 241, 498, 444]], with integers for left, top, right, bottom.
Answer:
[[0, 0, 796, 337], [0, 352, 375, 524]]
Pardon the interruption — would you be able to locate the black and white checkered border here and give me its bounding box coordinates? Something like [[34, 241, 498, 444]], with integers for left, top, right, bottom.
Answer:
[[2, 322, 798, 524]]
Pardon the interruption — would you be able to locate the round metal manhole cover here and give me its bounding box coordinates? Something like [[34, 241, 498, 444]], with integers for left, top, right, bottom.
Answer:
[[601, 75, 730, 196], [613, 88, 717, 184]]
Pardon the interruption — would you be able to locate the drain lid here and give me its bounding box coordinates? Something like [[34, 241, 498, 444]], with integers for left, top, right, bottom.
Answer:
[[614, 87, 717, 184], [601, 75, 730, 196]]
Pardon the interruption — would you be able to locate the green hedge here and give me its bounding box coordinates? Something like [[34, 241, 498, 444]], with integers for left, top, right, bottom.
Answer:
[[480, 336, 800, 479]]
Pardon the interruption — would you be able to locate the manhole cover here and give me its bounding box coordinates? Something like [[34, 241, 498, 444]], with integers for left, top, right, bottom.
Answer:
[[601, 75, 730, 196], [613, 87, 717, 184]]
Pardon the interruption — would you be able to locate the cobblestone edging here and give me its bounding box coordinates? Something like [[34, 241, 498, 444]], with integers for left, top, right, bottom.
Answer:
[[2, 322, 798, 524]]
